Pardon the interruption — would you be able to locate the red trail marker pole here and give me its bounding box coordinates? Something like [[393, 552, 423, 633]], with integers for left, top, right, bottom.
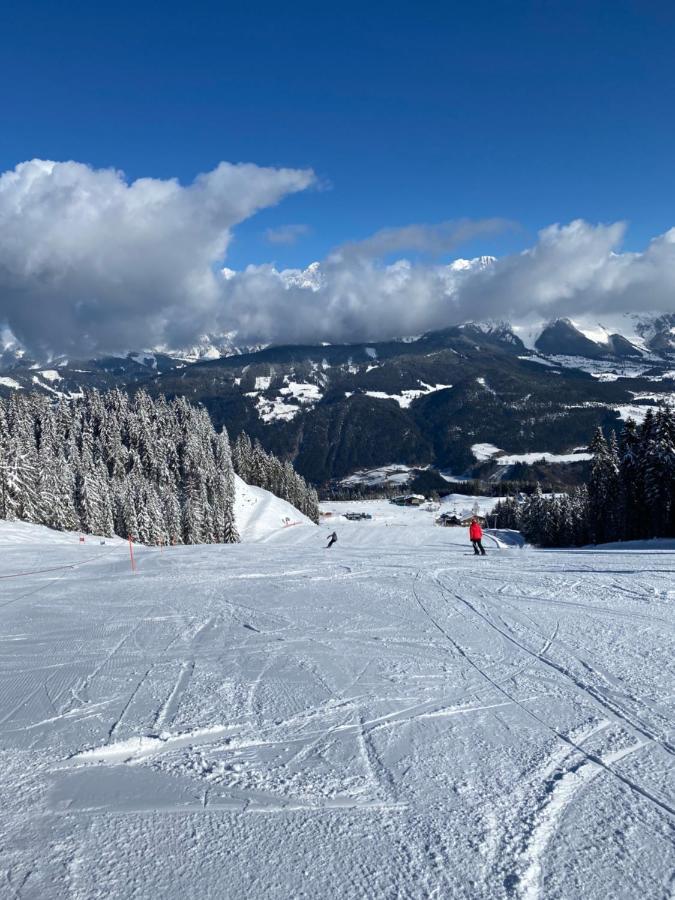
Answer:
[[128, 535, 136, 573]]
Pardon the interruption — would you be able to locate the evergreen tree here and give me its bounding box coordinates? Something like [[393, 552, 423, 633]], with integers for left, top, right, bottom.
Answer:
[[642, 408, 675, 537], [618, 418, 643, 540], [0, 389, 319, 543], [587, 427, 622, 544]]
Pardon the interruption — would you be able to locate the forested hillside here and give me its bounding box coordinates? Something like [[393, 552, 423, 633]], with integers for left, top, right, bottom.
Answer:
[[1, 322, 673, 488], [494, 407, 675, 545], [0, 390, 319, 543], [143, 324, 674, 485]]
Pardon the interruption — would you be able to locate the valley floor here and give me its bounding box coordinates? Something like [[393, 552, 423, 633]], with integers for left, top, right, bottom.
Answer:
[[0, 509, 673, 899]]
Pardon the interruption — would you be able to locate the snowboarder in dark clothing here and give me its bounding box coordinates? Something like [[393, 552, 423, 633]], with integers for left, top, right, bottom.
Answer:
[[326, 531, 338, 549], [469, 518, 486, 555]]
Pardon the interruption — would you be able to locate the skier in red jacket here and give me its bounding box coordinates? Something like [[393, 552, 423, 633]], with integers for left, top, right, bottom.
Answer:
[[469, 518, 486, 556]]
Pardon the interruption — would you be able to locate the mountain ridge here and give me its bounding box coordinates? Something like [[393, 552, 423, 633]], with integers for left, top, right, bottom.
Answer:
[[1, 316, 672, 488]]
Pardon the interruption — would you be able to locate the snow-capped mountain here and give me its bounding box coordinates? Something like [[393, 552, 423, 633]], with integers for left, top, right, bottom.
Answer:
[[277, 260, 323, 292], [157, 333, 269, 363], [1, 311, 672, 489], [632, 312, 675, 352], [533, 315, 675, 360], [458, 319, 522, 345], [535, 318, 609, 359], [448, 255, 497, 272], [123, 319, 671, 487]]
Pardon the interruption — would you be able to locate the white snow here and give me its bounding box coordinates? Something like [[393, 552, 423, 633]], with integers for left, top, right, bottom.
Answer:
[[472, 442, 502, 461], [0, 507, 672, 898], [472, 443, 592, 465], [546, 355, 657, 379], [39, 369, 62, 382], [355, 383, 452, 408], [129, 353, 158, 369], [615, 405, 653, 423], [590, 537, 675, 551], [282, 381, 322, 404], [0, 376, 22, 390], [30, 375, 82, 399], [339, 464, 416, 487], [448, 255, 496, 272], [518, 354, 560, 367], [438, 494, 502, 518], [234, 475, 314, 541], [475, 376, 497, 396], [250, 381, 323, 423]]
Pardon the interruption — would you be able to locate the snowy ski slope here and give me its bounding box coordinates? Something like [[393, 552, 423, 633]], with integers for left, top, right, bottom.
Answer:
[[233, 474, 314, 541], [0, 505, 673, 899]]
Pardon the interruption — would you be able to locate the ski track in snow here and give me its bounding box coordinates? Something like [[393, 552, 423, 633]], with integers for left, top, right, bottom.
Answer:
[[0, 510, 673, 899]]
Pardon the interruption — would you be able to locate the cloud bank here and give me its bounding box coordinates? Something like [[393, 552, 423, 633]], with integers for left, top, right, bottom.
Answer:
[[0, 159, 674, 357], [0, 159, 314, 356], [222, 220, 675, 346]]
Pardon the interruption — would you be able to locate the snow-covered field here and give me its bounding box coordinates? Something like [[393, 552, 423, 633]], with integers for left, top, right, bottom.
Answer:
[[0, 501, 673, 899], [471, 443, 592, 466]]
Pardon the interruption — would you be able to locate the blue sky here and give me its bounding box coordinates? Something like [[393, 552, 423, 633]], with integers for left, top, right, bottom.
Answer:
[[2, 0, 675, 270], [1, 2, 674, 355]]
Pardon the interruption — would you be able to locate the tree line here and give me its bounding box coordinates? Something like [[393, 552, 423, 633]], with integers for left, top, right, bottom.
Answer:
[[232, 432, 319, 523], [493, 407, 675, 546], [0, 389, 318, 544]]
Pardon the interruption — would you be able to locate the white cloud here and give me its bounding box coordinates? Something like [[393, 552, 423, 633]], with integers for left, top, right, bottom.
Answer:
[[1, 159, 674, 359], [214, 219, 675, 346], [0, 159, 314, 356], [265, 223, 311, 245]]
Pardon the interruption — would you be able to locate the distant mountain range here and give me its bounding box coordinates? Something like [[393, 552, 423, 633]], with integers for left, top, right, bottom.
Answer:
[[533, 315, 675, 357], [1, 314, 673, 488]]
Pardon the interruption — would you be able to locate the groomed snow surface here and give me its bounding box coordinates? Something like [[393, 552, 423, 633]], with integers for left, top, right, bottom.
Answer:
[[234, 475, 313, 541], [0, 498, 673, 899]]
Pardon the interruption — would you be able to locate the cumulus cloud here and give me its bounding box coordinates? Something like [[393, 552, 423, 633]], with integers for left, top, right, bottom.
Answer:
[[215, 219, 675, 346], [265, 223, 311, 245], [0, 159, 314, 356], [1, 160, 674, 358]]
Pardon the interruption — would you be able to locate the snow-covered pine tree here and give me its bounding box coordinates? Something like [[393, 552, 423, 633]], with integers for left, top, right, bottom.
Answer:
[[0, 388, 324, 543], [162, 488, 183, 545], [494, 496, 521, 530], [569, 485, 589, 545], [520, 484, 547, 545], [119, 474, 140, 541], [642, 408, 675, 538], [213, 431, 239, 543], [2, 434, 39, 521], [587, 427, 622, 544], [618, 418, 643, 540]]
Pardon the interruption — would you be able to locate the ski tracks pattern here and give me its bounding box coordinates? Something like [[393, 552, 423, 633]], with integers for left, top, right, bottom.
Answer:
[[1, 528, 673, 899]]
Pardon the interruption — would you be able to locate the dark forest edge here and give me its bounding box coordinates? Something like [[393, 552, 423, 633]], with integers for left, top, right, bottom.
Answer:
[[492, 406, 675, 546]]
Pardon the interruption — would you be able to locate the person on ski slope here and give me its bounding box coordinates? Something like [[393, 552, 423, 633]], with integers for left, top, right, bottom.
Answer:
[[326, 531, 338, 549], [469, 517, 486, 556]]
